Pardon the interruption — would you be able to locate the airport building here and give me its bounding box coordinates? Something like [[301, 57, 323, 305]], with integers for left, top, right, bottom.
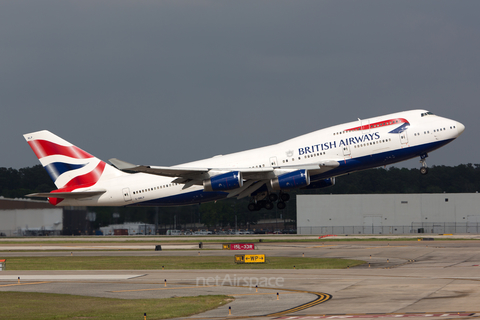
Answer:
[[0, 197, 63, 236], [0, 198, 93, 236], [296, 193, 480, 235]]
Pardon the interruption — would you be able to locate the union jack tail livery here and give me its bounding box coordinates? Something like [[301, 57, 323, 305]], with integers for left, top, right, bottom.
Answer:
[[24, 130, 127, 205]]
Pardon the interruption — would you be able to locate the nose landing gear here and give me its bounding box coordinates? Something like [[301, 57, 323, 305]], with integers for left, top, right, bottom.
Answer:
[[420, 154, 429, 175]]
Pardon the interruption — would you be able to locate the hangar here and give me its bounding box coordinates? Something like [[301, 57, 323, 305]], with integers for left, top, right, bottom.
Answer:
[[296, 193, 480, 235], [0, 198, 92, 236], [0, 197, 63, 236]]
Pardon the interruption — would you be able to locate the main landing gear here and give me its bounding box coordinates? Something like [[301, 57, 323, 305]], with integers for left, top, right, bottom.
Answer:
[[420, 153, 429, 175], [248, 192, 290, 211]]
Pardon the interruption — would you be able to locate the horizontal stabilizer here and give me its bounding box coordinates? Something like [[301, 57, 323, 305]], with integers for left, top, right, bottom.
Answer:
[[26, 190, 106, 199]]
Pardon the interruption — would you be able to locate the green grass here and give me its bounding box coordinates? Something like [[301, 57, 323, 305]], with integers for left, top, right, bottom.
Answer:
[[5, 256, 364, 270], [0, 292, 231, 320]]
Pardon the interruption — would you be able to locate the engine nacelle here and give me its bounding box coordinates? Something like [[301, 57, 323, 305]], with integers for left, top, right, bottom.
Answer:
[[204, 171, 243, 192], [303, 177, 335, 189], [270, 170, 310, 191]]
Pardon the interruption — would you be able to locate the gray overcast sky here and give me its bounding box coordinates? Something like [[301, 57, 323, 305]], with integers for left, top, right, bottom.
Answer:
[[1, 1, 478, 170]]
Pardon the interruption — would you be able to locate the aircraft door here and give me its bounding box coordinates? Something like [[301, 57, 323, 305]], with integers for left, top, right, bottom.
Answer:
[[361, 120, 370, 133], [122, 188, 132, 202], [400, 132, 409, 145], [342, 145, 351, 157], [269, 156, 278, 167]]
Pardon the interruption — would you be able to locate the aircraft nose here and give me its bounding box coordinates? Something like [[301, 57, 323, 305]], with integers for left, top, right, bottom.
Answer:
[[456, 122, 465, 136]]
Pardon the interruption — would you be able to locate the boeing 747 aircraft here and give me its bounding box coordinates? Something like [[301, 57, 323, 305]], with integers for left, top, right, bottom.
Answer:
[[24, 110, 464, 211]]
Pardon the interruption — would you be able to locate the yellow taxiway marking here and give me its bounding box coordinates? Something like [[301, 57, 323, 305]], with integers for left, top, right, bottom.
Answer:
[[262, 288, 331, 317], [112, 284, 331, 317], [0, 281, 51, 287], [192, 287, 332, 319]]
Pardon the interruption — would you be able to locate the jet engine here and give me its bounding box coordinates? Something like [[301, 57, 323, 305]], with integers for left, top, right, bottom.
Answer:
[[204, 171, 243, 192], [303, 177, 335, 189], [270, 170, 310, 190]]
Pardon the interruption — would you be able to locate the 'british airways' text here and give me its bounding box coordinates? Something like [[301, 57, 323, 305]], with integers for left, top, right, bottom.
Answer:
[[298, 132, 380, 155]]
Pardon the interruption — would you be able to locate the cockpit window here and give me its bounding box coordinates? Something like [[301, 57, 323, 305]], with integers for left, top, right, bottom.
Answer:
[[421, 111, 435, 117]]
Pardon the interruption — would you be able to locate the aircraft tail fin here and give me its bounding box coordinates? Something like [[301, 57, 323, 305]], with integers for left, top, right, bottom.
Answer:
[[23, 130, 125, 190]]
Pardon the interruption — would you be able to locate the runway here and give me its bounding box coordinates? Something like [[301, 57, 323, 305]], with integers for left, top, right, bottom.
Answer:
[[1, 238, 480, 319]]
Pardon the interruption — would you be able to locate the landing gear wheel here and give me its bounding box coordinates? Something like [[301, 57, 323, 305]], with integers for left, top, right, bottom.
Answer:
[[265, 202, 274, 210], [277, 201, 286, 210], [419, 154, 429, 175], [268, 193, 278, 202], [247, 203, 256, 211], [280, 193, 290, 202]]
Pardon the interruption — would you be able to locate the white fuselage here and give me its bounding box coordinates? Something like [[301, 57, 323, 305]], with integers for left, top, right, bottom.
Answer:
[[56, 110, 465, 207]]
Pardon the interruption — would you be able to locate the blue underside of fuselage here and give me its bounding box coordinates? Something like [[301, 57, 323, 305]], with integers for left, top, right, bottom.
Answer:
[[128, 138, 454, 207], [310, 138, 454, 181]]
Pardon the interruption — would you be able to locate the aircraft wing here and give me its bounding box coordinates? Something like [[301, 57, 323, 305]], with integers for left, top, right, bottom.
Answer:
[[109, 157, 339, 185], [109, 158, 276, 186]]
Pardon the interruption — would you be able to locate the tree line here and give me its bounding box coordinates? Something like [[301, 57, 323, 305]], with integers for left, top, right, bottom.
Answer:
[[2, 164, 480, 229]]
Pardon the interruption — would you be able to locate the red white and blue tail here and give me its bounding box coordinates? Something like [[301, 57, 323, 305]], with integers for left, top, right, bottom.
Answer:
[[23, 131, 127, 203], [24, 130, 109, 190]]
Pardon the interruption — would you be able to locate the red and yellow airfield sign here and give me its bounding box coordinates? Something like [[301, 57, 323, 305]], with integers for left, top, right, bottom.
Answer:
[[223, 243, 255, 250]]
